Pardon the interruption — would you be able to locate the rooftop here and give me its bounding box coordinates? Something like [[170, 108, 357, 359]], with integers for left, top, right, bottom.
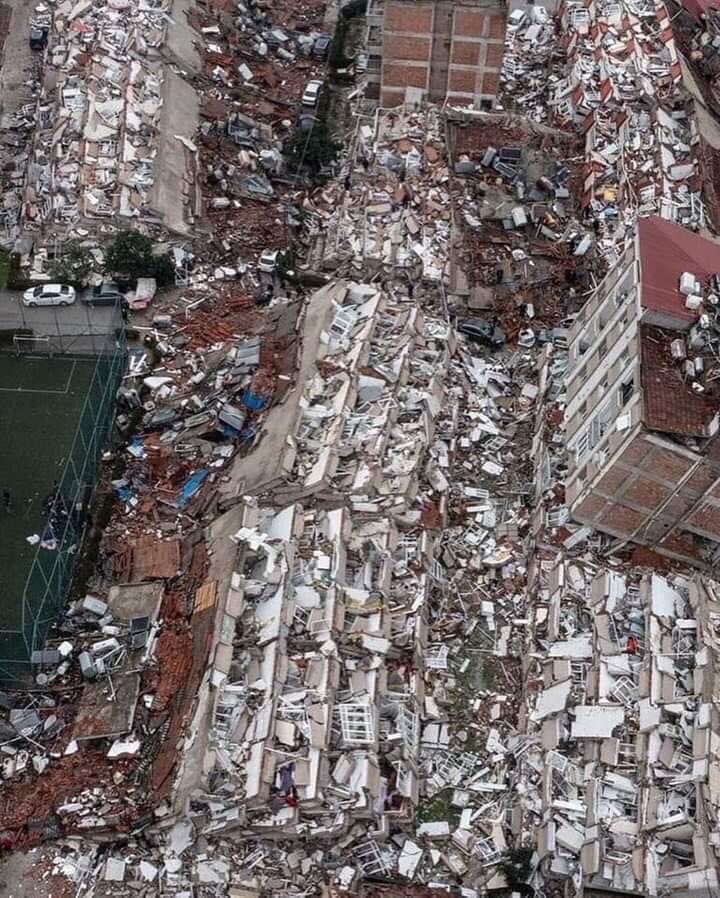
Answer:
[[678, 0, 720, 20], [638, 217, 720, 325], [640, 324, 719, 437]]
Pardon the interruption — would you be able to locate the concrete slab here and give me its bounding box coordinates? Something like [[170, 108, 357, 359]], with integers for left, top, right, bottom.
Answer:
[[218, 281, 345, 503], [0, 847, 55, 898], [164, 0, 201, 74], [148, 70, 200, 235], [73, 672, 140, 741], [107, 581, 164, 623], [0, 0, 37, 123]]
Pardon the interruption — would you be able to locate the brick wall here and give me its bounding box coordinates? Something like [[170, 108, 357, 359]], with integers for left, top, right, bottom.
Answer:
[[383, 33, 432, 62], [446, 6, 505, 105], [453, 8, 505, 38], [381, 0, 506, 106], [382, 63, 429, 89], [570, 428, 720, 567], [451, 41, 479, 65], [384, 1, 433, 33], [448, 69, 477, 94], [486, 42, 504, 68]]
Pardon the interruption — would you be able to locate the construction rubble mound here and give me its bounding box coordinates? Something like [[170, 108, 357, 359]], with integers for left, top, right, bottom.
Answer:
[[8, 0, 720, 895]]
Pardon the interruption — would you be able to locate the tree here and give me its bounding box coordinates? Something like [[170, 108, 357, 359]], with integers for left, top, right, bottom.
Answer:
[[498, 847, 534, 895], [283, 117, 340, 175], [49, 239, 95, 284], [104, 230, 175, 287], [151, 253, 176, 287], [340, 0, 367, 17]]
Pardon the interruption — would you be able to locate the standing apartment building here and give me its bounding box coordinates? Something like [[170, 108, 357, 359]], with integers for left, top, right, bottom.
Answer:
[[364, 0, 506, 107], [565, 217, 720, 568]]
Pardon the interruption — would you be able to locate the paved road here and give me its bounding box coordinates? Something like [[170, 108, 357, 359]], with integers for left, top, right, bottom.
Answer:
[[0, 290, 118, 336]]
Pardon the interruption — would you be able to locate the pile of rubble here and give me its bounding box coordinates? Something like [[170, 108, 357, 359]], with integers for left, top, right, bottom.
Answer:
[[519, 557, 720, 897], [12, 0, 720, 895], [307, 107, 449, 279], [22, 0, 179, 232], [502, 0, 708, 265]]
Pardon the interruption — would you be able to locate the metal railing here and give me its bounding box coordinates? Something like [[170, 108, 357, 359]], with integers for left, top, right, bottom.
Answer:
[[0, 309, 127, 681]]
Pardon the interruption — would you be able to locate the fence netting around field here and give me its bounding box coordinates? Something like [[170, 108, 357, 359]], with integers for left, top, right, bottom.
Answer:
[[0, 319, 126, 681]]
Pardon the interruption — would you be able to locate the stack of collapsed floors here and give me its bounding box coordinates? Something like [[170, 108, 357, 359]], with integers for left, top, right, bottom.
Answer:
[[523, 559, 720, 896], [205, 286, 454, 857]]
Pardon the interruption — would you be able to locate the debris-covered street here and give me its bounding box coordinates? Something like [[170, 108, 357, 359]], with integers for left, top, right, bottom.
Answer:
[[3, 0, 720, 895]]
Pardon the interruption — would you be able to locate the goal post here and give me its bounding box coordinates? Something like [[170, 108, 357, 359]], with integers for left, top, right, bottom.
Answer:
[[13, 334, 53, 357]]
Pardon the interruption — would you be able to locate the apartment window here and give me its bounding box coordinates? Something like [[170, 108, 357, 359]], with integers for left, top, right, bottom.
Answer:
[[597, 339, 607, 361], [578, 335, 590, 355], [578, 466, 587, 481], [575, 430, 590, 462], [368, 25, 382, 43], [575, 402, 611, 463], [578, 400, 587, 415], [619, 376, 634, 406], [367, 55, 381, 72], [615, 289, 629, 307]]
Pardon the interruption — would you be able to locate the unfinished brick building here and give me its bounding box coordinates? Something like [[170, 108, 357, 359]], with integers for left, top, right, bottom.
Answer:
[[565, 217, 720, 568], [368, 0, 506, 108]]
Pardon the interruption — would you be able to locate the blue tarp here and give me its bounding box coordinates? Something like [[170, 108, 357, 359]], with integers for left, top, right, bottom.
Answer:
[[239, 423, 258, 444], [176, 469, 209, 508], [241, 389, 270, 412]]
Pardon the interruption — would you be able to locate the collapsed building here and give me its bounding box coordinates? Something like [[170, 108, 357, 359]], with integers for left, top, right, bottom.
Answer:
[[523, 560, 720, 898], [565, 217, 720, 568], [11, 0, 720, 893], [20, 0, 200, 241]]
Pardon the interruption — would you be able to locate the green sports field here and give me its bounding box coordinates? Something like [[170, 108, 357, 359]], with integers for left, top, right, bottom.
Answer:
[[0, 353, 96, 632]]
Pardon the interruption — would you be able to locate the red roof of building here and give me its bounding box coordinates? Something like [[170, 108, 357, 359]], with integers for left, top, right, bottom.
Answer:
[[638, 217, 720, 324], [640, 325, 719, 437], [680, 0, 720, 20]]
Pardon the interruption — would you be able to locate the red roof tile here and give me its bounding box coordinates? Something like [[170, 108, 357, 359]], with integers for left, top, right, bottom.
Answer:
[[679, 0, 720, 20], [640, 325, 719, 437], [638, 217, 720, 325]]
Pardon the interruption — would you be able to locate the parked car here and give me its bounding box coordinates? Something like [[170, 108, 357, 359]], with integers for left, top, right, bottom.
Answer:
[[258, 248, 292, 275], [126, 277, 157, 311], [29, 25, 48, 50], [302, 79, 323, 107], [258, 249, 280, 273], [312, 35, 331, 59], [506, 9, 527, 30], [82, 283, 124, 306], [457, 318, 506, 348], [22, 284, 76, 307]]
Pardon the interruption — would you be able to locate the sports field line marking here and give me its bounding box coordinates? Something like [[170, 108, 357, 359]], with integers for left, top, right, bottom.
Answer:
[[0, 360, 76, 395]]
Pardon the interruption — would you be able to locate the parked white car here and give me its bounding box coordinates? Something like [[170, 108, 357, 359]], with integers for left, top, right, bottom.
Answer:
[[302, 79, 323, 107], [258, 249, 279, 273], [22, 283, 76, 307]]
